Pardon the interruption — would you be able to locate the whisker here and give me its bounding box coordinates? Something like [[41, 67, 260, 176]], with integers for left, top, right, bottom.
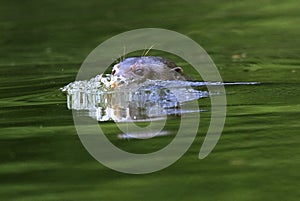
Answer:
[[122, 46, 126, 61], [118, 54, 122, 63], [142, 47, 147, 56], [144, 44, 155, 56]]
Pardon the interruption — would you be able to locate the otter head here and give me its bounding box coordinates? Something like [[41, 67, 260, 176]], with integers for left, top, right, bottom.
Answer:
[[112, 58, 153, 81], [111, 56, 186, 85]]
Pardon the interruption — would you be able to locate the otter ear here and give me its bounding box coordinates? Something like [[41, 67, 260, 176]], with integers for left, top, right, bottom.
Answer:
[[170, 67, 184, 75]]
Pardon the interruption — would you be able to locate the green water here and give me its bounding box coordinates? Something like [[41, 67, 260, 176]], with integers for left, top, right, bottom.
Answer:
[[1, 0, 299, 200]]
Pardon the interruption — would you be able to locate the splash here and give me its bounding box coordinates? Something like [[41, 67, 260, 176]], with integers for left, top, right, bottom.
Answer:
[[61, 74, 210, 122], [61, 74, 258, 122]]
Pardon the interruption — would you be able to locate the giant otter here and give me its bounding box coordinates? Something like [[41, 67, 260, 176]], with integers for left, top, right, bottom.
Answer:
[[111, 56, 187, 81]]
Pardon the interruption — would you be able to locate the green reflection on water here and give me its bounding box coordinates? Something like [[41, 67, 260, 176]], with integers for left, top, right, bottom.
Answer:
[[0, 0, 299, 200]]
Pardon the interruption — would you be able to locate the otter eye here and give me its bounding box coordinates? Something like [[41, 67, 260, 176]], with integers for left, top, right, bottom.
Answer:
[[134, 69, 144, 76]]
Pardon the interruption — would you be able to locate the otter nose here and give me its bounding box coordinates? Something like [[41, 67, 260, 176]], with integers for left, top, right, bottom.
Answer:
[[112, 67, 120, 76], [111, 64, 122, 76]]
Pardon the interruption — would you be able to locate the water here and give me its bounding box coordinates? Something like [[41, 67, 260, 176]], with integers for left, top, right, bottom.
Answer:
[[1, 0, 300, 200]]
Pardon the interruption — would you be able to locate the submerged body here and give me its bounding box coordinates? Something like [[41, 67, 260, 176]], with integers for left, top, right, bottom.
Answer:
[[111, 56, 186, 81]]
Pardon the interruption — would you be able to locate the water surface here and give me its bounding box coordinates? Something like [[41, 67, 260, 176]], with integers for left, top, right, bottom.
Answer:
[[0, 0, 299, 200]]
